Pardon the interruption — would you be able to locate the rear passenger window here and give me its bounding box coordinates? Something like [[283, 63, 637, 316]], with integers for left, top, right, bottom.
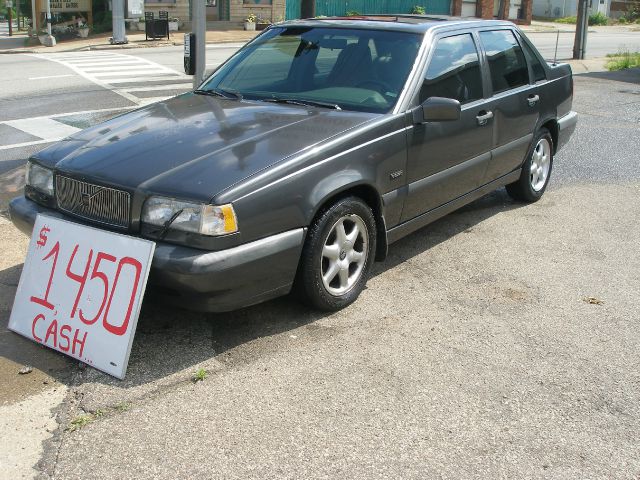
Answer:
[[421, 34, 483, 105], [520, 38, 547, 82], [479, 30, 529, 94]]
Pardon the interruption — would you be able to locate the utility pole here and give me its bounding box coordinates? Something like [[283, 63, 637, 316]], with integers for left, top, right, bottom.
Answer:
[[46, 0, 51, 35], [192, 0, 206, 88], [43, 0, 56, 44], [572, 0, 589, 59], [31, 0, 36, 34], [111, 0, 127, 44], [6, 0, 13, 36]]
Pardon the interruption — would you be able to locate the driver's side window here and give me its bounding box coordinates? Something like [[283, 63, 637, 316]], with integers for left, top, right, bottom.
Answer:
[[420, 34, 483, 105]]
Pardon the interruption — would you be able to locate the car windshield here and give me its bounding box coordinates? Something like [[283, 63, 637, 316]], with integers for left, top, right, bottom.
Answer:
[[200, 26, 423, 114]]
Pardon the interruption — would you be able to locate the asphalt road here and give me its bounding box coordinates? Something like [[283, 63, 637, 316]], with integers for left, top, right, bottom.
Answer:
[[0, 29, 640, 479]]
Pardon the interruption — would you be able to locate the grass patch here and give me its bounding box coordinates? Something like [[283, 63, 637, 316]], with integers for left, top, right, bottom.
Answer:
[[192, 368, 207, 383], [114, 402, 131, 412], [67, 414, 93, 432], [606, 50, 640, 70], [554, 16, 577, 24]]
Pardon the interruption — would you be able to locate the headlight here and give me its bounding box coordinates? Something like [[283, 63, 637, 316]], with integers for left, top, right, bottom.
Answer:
[[26, 161, 54, 196], [141, 196, 238, 236]]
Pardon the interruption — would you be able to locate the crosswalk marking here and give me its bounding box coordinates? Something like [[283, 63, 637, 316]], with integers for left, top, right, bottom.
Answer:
[[5, 118, 81, 139], [0, 106, 137, 152], [31, 52, 193, 106]]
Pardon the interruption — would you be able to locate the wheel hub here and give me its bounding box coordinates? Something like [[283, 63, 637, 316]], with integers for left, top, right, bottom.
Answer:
[[320, 214, 369, 296]]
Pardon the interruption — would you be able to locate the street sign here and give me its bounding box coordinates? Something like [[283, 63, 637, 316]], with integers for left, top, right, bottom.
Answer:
[[9, 214, 155, 379]]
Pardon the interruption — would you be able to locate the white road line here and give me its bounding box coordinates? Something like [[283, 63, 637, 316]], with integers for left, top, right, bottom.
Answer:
[[105, 76, 188, 84], [120, 83, 193, 92], [82, 65, 160, 72], [66, 60, 148, 67], [0, 107, 140, 152], [5, 118, 81, 139], [91, 70, 183, 78], [0, 138, 60, 152], [28, 74, 76, 80], [1, 106, 137, 123], [137, 97, 173, 106]]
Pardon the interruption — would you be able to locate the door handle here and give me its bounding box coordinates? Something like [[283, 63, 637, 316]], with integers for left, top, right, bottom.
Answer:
[[476, 110, 493, 126], [527, 94, 540, 107]]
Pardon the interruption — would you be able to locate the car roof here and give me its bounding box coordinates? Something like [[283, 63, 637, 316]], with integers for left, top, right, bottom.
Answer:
[[277, 15, 516, 34]]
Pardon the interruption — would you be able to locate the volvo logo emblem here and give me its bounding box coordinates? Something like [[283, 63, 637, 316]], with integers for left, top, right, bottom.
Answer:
[[73, 189, 103, 212]]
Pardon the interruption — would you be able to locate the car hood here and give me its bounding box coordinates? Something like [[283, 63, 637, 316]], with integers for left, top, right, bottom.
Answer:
[[39, 93, 376, 201]]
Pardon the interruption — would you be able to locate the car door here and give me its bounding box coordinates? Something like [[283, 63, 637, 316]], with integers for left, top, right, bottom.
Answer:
[[401, 32, 493, 222], [476, 28, 542, 183]]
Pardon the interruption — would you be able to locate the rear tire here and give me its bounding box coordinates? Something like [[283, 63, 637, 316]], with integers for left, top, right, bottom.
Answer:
[[296, 196, 376, 311], [506, 128, 554, 203]]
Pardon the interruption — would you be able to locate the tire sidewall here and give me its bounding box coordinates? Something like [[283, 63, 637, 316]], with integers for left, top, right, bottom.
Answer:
[[299, 197, 377, 311]]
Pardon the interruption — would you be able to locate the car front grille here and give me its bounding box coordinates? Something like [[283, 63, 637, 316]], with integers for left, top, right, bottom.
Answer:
[[55, 176, 130, 229]]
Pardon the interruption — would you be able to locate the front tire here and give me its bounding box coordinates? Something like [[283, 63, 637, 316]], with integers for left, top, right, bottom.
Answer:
[[296, 197, 376, 311], [506, 128, 554, 203]]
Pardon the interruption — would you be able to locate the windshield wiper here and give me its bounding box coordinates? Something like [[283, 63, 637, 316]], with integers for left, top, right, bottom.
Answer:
[[263, 97, 341, 110], [194, 88, 243, 100]]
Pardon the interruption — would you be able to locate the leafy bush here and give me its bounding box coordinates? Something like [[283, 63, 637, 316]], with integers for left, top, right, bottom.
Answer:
[[411, 5, 426, 14], [91, 10, 112, 33], [588, 12, 608, 25], [346, 10, 361, 16], [554, 12, 609, 26]]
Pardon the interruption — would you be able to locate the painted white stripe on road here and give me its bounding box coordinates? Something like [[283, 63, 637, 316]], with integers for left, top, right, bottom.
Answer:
[[82, 64, 160, 72], [5, 118, 81, 140], [0, 139, 59, 152], [28, 74, 76, 80], [91, 69, 183, 77], [120, 83, 192, 92], [65, 60, 147, 67], [105, 75, 189, 84]]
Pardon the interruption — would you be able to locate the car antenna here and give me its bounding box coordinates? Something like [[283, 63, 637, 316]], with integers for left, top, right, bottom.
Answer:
[[553, 29, 560, 64]]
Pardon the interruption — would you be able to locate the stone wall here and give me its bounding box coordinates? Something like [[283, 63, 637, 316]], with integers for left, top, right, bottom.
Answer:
[[144, 1, 190, 25], [229, 0, 286, 23]]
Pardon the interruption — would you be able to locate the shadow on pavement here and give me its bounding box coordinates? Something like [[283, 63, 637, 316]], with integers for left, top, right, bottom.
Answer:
[[576, 67, 640, 85], [0, 188, 524, 392]]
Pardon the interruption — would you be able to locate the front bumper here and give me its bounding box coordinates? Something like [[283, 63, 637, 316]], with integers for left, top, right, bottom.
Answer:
[[9, 196, 306, 312], [556, 110, 578, 153]]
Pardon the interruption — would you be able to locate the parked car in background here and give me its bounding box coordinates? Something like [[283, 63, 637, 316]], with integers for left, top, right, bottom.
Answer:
[[11, 16, 577, 312]]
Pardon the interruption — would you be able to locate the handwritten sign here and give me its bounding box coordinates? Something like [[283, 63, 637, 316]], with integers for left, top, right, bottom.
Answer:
[[9, 214, 155, 379]]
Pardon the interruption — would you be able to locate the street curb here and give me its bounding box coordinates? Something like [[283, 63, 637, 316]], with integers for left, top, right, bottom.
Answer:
[[0, 38, 248, 55]]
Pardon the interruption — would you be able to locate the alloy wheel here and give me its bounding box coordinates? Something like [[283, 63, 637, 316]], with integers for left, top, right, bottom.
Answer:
[[320, 214, 369, 296]]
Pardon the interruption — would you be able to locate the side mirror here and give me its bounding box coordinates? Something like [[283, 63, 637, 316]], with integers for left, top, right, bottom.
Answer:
[[413, 97, 461, 124]]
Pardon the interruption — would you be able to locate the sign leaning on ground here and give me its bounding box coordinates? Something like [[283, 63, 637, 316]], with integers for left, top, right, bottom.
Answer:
[[9, 214, 155, 379]]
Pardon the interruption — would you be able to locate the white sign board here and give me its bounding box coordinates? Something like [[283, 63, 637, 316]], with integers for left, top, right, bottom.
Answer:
[[38, 0, 90, 13], [9, 214, 155, 379]]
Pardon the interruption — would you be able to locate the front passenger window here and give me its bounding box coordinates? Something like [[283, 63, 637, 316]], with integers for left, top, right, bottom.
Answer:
[[420, 34, 483, 105]]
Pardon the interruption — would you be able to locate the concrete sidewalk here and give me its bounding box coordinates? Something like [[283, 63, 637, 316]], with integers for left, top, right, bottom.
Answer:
[[0, 29, 259, 54]]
